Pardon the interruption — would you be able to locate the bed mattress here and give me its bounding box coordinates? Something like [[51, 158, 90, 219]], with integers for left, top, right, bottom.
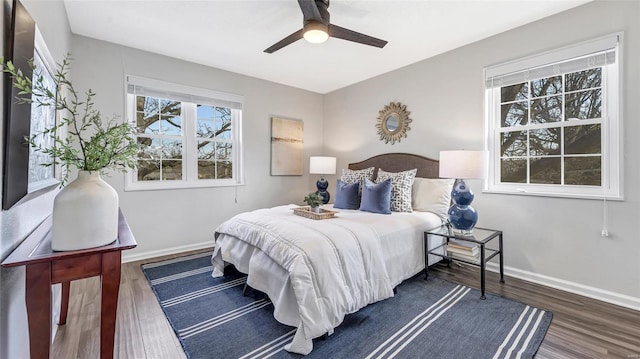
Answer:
[[211, 204, 446, 354]]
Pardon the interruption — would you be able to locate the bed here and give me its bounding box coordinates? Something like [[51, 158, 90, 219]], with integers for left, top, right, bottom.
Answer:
[[211, 153, 450, 354]]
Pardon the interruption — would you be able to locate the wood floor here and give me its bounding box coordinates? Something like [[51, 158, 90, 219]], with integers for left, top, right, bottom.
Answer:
[[51, 250, 640, 358], [430, 262, 640, 359]]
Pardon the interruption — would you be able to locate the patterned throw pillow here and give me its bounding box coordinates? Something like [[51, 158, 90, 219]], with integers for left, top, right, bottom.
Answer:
[[341, 167, 374, 195], [377, 168, 417, 212]]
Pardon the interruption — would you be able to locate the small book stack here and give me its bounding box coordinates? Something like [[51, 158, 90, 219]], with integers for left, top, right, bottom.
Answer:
[[447, 240, 480, 262]]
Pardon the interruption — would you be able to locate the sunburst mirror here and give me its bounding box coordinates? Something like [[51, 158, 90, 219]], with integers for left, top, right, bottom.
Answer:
[[376, 102, 412, 145]]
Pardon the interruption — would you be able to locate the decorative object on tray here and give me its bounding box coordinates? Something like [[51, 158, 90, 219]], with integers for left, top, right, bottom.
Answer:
[[292, 206, 338, 220], [1, 55, 140, 251], [439, 150, 488, 235], [376, 102, 412, 145], [309, 156, 336, 204], [303, 192, 324, 212]]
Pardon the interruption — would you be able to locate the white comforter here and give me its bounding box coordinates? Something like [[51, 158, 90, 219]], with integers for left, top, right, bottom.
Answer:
[[212, 205, 395, 350]]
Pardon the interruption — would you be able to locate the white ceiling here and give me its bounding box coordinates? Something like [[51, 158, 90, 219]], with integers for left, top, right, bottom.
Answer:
[[63, 0, 590, 94]]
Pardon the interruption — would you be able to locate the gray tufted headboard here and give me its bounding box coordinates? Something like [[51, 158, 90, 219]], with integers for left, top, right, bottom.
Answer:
[[348, 153, 440, 179]]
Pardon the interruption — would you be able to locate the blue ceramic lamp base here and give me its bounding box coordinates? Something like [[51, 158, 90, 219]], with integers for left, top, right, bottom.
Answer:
[[316, 177, 330, 204], [448, 178, 478, 236]]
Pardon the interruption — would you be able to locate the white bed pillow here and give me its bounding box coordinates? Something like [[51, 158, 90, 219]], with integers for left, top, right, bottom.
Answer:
[[411, 178, 455, 218]]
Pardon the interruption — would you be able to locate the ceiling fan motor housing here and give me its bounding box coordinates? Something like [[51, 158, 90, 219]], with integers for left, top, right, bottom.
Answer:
[[304, 0, 330, 28]]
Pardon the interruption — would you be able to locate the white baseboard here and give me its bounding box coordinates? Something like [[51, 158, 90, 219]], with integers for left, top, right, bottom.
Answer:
[[122, 241, 213, 263], [486, 262, 640, 311]]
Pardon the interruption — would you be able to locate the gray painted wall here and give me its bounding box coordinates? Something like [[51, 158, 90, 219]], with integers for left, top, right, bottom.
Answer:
[[69, 35, 324, 258], [2, 1, 638, 357], [323, 1, 640, 303], [1, 2, 323, 357], [0, 1, 71, 358]]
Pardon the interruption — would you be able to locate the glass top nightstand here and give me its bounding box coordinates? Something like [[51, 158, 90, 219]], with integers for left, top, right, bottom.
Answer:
[[424, 225, 504, 300]]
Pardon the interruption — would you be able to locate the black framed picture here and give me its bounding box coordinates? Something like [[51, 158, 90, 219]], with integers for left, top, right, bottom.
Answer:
[[2, 0, 58, 210]]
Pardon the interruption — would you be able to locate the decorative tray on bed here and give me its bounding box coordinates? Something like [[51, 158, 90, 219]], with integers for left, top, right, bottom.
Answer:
[[292, 206, 338, 220]]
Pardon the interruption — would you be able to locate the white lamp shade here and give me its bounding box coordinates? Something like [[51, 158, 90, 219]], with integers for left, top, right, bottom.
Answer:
[[439, 150, 488, 179], [309, 156, 336, 175]]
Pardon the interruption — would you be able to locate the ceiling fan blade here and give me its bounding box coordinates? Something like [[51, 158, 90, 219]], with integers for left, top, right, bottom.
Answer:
[[298, 0, 322, 21], [264, 29, 304, 53], [329, 24, 388, 48]]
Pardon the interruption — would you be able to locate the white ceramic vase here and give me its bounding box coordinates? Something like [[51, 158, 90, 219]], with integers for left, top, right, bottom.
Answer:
[[51, 171, 119, 251]]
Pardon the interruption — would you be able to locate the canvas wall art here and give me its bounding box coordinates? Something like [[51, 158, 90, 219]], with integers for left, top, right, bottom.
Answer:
[[271, 117, 303, 176]]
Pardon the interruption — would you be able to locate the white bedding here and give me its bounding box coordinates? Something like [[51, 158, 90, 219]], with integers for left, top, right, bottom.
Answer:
[[211, 204, 445, 354]]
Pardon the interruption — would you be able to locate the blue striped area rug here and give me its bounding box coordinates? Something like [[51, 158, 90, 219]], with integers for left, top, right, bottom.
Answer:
[[142, 252, 552, 359]]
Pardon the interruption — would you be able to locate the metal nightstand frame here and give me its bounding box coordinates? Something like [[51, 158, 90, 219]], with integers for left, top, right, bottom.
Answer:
[[424, 225, 505, 299]]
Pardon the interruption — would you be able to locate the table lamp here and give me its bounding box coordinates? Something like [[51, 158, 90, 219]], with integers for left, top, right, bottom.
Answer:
[[310, 156, 336, 204], [439, 150, 488, 235]]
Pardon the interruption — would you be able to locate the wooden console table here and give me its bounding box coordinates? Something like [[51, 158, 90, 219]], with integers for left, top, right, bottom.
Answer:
[[1, 210, 136, 359]]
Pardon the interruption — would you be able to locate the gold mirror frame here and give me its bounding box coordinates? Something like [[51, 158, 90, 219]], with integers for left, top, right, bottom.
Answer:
[[375, 102, 412, 145]]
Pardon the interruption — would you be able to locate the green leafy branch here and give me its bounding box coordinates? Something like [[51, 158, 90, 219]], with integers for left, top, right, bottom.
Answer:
[[304, 192, 324, 208], [0, 54, 140, 185]]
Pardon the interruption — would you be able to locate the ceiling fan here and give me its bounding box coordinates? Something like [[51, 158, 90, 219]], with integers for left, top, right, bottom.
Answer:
[[264, 0, 388, 53]]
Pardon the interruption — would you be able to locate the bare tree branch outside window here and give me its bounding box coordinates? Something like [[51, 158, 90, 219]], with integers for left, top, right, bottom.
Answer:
[[499, 68, 602, 186], [134, 97, 233, 181]]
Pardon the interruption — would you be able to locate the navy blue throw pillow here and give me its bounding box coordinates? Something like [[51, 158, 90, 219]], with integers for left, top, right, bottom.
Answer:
[[359, 178, 392, 214], [334, 179, 360, 210]]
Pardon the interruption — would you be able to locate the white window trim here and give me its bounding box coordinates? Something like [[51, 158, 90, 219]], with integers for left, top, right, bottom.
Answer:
[[28, 26, 61, 193], [124, 76, 244, 191], [483, 32, 623, 200]]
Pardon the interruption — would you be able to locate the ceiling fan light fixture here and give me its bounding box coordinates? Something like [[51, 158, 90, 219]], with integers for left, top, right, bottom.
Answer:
[[303, 22, 329, 44], [264, 1, 387, 53], [304, 29, 329, 43]]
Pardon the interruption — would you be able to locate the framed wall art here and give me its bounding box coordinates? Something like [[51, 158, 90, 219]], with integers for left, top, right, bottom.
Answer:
[[270, 117, 303, 176], [2, 0, 59, 209]]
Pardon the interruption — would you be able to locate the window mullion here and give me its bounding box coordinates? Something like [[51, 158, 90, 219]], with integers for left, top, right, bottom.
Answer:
[[526, 85, 531, 185], [601, 66, 610, 190], [127, 93, 138, 183], [232, 109, 240, 183], [184, 103, 197, 183], [489, 88, 499, 187], [560, 126, 565, 185], [560, 73, 565, 185], [526, 130, 530, 184]]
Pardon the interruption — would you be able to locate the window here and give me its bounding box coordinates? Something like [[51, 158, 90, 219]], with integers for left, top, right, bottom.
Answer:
[[484, 33, 622, 199], [125, 76, 243, 190], [28, 28, 59, 192]]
